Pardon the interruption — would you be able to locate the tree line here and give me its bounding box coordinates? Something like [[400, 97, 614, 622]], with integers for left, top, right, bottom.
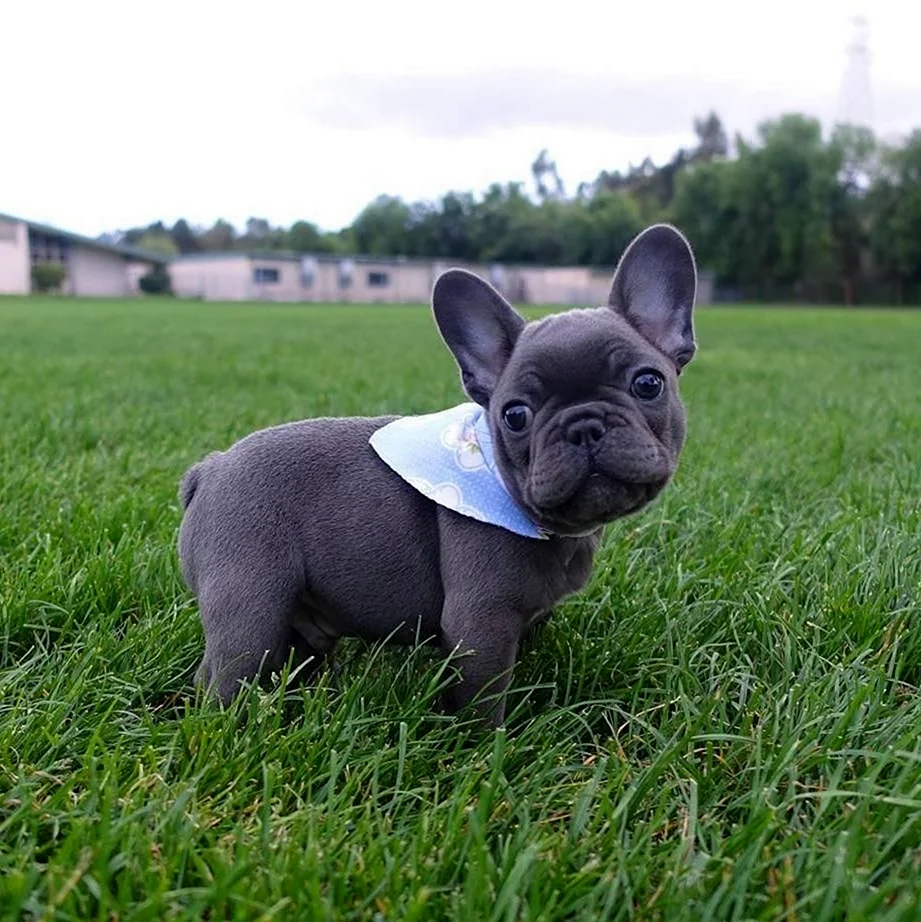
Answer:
[[107, 111, 921, 305]]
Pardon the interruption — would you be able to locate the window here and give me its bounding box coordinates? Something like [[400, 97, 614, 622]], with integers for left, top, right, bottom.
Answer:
[[29, 232, 69, 267], [368, 271, 389, 288], [253, 266, 279, 284]]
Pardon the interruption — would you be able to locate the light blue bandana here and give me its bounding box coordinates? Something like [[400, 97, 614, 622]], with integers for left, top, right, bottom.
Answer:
[[369, 402, 551, 540]]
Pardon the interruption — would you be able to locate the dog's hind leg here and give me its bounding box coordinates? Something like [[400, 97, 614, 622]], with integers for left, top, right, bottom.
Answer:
[[194, 566, 305, 705]]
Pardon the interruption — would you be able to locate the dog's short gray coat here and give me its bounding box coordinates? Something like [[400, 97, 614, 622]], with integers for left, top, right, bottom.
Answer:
[[177, 223, 699, 726]]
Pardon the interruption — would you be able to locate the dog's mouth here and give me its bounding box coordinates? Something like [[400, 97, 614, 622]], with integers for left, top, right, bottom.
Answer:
[[525, 476, 666, 536], [518, 444, 673, 536]]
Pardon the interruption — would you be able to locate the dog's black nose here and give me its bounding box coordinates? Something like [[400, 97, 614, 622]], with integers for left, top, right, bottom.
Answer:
[[564, 417, 605, 448]]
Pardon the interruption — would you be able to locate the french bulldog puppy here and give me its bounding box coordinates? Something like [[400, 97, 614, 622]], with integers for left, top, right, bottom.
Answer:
[[177, 223, 699, 726]]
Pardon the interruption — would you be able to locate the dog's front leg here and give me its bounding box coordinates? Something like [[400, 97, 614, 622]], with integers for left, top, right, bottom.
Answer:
[[439, 600, 524, 728]]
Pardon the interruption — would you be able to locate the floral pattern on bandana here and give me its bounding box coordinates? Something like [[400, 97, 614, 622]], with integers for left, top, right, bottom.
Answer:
[[369, 403, 551, 540], [404, 477, 483, 520], [440, 414, 486, 471]]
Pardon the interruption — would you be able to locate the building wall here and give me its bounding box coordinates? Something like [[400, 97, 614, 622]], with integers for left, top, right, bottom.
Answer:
[[696, 271, 714, 306], [303, 261, 344, 302], [0, 217, 30, 294], [328, 261, 434, 303], [67, 246, 131, 297], [250, 258, 311, 301], [504, 265, 611, 307], [293, 259, 439, 303], [169, 256, 442, 304], [167, 254, 716, 307], [507, 265, 714, 308], [169, 256, 254, 301]]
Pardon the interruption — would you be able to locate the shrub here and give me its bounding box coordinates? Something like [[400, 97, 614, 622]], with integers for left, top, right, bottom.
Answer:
[[31, 261, 67, 293], [138, 265, 173, 295]]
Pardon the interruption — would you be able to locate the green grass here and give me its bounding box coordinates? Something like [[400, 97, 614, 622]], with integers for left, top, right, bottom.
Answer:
[[1, 295, 920, 921]]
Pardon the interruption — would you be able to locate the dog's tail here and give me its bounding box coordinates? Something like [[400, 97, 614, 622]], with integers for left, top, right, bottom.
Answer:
[[179, 452, 220, 509], [179, 463, 203, 509]]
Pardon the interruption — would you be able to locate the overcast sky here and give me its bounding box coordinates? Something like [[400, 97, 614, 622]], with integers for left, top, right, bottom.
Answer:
[[2, 0, 918, 238]]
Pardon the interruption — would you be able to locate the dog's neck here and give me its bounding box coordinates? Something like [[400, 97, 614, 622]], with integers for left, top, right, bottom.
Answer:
[[369, 403, 553, 540]]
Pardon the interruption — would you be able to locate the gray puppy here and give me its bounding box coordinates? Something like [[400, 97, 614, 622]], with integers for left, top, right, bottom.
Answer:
[[177, 223, 698, 726]]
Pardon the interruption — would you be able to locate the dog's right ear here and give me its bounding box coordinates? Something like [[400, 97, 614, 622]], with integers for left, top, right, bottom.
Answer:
[[608, 223, 698, 372], [432, 269, 525, 407]]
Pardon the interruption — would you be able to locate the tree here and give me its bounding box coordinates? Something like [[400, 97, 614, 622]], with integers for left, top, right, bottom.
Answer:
[[866, 130, 921, 303], [828, 124, 876, 304], [237, 217, 286, 251], [470, 183, 537, 262], [32, 262, 66, 292], [583, 192, 644, 268], [138, 265, 173, 295], [671, 160, 736, 282], [531, 149, 565, 201], [170, 219, 201, 254], [692, 111, 729, 162], [137, 231, 179, 258], [767, 115, 849, 299], [351, 195, 412, 255], [422, 191, 479, 261], [245, 217, 271, 240], [287, 220, 340, 253], [198, 219, 237, 252], [673, 115, 842, 300]]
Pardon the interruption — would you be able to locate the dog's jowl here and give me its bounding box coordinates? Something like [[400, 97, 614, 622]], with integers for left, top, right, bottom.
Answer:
[[177, 223, 700, 726]]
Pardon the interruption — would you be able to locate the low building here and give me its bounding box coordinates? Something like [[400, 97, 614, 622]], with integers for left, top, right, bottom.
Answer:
[[167, 251, 616, 306], [168, 252, 441, 304], [168, 251, 714, 307], [0, 212, 165, 297]]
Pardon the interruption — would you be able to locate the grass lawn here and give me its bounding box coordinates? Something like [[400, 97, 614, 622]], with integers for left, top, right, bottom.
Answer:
[[1, 295, 920, 920]]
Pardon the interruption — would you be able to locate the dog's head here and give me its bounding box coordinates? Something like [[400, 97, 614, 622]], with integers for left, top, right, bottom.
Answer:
[[432, 224, 698, 538]]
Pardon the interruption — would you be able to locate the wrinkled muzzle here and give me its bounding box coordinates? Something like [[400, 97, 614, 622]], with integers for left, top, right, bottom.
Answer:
[[521, 427, 676, 532]]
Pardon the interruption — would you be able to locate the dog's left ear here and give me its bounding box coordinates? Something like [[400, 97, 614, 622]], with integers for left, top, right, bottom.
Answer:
[[608, 223, 698, 372], [432, 268, 526, 407]]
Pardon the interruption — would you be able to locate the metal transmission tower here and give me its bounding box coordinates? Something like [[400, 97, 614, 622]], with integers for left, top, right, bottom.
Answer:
[[837, 14, 874, 129]]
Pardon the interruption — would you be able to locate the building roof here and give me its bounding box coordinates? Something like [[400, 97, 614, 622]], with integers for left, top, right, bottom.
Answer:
[[170, 250, 303, 264], [0, 212, 168, 264]]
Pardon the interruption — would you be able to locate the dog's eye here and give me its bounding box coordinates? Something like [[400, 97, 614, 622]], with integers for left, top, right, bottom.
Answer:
[[502, 404, 532, 432], [631, 371, 664, 400]]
